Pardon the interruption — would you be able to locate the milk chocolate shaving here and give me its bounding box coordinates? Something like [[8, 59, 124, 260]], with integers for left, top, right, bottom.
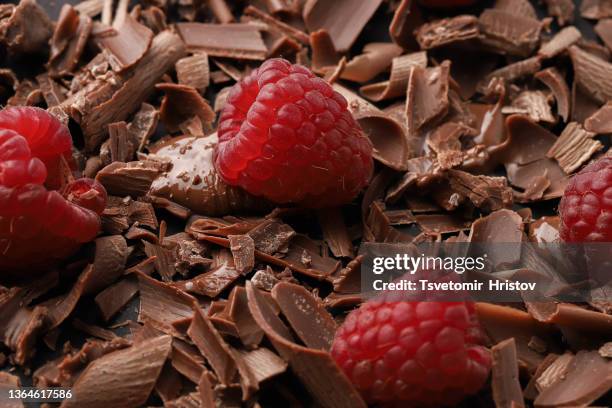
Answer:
[[585, 101, 612, 132], [525, 302, 612, 337], [360, 51, 427, 101], [544, 0, 575, 25], [538, 26, 581, 59], [491, 338, 526, 408], [406, 62, 451, 131], [469, 209, 523, 268], [581, 0, 612, 19], [228, 286, 264, 347], [571, 78, 601, 123], [535, 68, 571, 122], [49, 6, 93, 75], [85, 235, 129, 294], [415, 15, 479, 50], [175, 262, 240, 298], [272, 282, 337, 350], [171, 340, 207, 383], [0, 372, 22, 408], [569, 45, 612, 104], [98, 14, 153, 72], [176, 54, 210, 93], [137, 273, 196, 336], [338, 43, 402, 83], [177, 23, 267, 60], [495, 0, 537, 19], [61, 335, 172, 408], [534, 350, 612, 407], [479, 9, 543, 57], [188, 306, 237, 385], [63, 30, 186, 150], [246, 282, 366, 408], [503, 91, 555, 124], [317, 208, 354, 258], [310, 29, 340, 72], [0, 291, 46, 365], [143, 240, 177, 281], [155, 363, 183, 403], [247, 219, 295, 255], [0, 0, 53, 55], [389, 0, 422, 49], [97, 160, 163, 197], [149, 135, 269, 216], [108, 121, 132, 162], [36, 74, 67, 107], [74, 0, 104, 16], [546, 122, 603, 173], [229, 235, 255, 275], [600, 342, 612, 358], [207, 0, 233, 23], [302, 0, 382, 53], [235, 347, 287, 384], [448, 169, 513, 211], [94, 276, 139, 322], [244, 6, 309, 45], [477, 57, 542, 94]]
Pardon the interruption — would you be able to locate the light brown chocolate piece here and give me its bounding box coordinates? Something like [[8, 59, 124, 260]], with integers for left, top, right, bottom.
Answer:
[[406, 62, 451, 132], [546, 122, 603, 173], [595, 18, 612, 51], [535, 68, 571, 122], [416, 15, 479, 50], [302, 0, 382, 53], [477, 57, 542, 94], [360, 51, 427, 102], [149, 135, 270, 216], [581, 0, 612, 19], [97, 160, 164, 197], [538, 26, 581, 59], [544, 0, 575, 25], [317, 208, 354, 258], [244, 6, 309, 45], [448, 169, 513, 212], [98, 14, 153, 72], [479, 9, 543, 57], [502, 91, 555, 124], [229, 235, 255, 275], [491, 338, 526, 408], [176, 53, 210, 93], [339, 42, 402, 83], [585, 101, 612, 132], [569, 45, 612, 104], [94, 276, 139, 322], [177, 23, 267, 60], [156, 83, 215, 134], [0, 0, 53, 55], [525, 302, 612, 337], [49, 5, 93, 75]]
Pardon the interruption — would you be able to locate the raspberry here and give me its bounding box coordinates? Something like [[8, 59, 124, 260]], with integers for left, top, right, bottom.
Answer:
[[215, 58, 373, 207], [0, 107, 106, 275], [559, 157, 612, 242], [331, 300, 491, 406]]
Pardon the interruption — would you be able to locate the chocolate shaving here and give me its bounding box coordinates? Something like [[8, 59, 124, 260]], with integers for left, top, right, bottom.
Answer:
[[569, 45, 612, 104], [188, 306, 237, 385], [477, 57, 542, 94], [108, 121, 132, 163], [244, 6, 309, 45], [98, 14, 153, 72], [406, 62, 451, 131], [97, 160, 164, 197], [155, 362, 183, 403], [177, 23, 267, 60], [229, 235, 255, 275], [581, 0, 612, 19], [310, 29, 340, 73], [246, 282, 366, 408], [535, 68, 571, 122], [0, 0, 53, 55], [525, 302, 612, 338], [0, 372, 23, 408], [595, 18, 612, 52], [495, 0, 537, 19], [491, 338, 525, 408], [317, 208, 354, 258], [94, 275, 139, 322], [36, 74, 67, 107], [137, 272, 196, 336], [389, 0, 422, 49], [538, 26, 581, 59], [157, 83, 215, 134], [302, 0, 382, 53], [547, 122, 603, 174], [415, 15, 479, 50], [62, 335, 172, 408], [448, 169, 513, 211], [585, 101, 612, 132], [503, 91, 555, 124], [544, 0, 575, 26], [228, 286, 264, 347], [360, 51, 427, 101], [174, 260, 240, 298], [171, 340, 207, 383], [143, 240, 177, 281], [338, 42, 402, 83], [176, 53, 210, 93], [534, 350, 612, 407], [479, 9, 543, 57], [234, 347, 287, 385], [247, 219, 296, 255]]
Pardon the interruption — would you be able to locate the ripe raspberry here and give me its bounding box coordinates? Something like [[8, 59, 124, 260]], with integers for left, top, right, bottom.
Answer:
[[559, 157, 612, 242], [331, 300, 491, 406], [0, 107, 106, 275], [215, 58, 373, 207]]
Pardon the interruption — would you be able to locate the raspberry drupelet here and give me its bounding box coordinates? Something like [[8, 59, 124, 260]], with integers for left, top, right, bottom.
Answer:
[[214, 58, 373, 207], [0, 107, 107, 275], [331, 299, 491, 406], [559, 156, 612, 242]]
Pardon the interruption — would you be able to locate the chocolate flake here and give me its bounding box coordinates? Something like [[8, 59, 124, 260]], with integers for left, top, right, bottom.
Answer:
[[247, 219, 296, 255], [546, 122, 603, 174], [235, 347, 287, 384], [448, 169, 513, 212], [538, 26, 581, 59], [479, 9, 543, 57], [229, 235, 255, 275], [535, 68, 571, 122], [491, 338, 525, 408], [177, 23, 267, 60], [171, 340, 207, 383], [544, 0, 575, 26], [360, 51, 427, 101], [174, 261, 240, 298], [585, 101, 612, 133], [569, 45, 612, 104], [94, 275, 139, 322], [98, 14, 153, 72], [0, 372, 22, 408], [0, 0, 53, 56], [406, 62, 451, 132], [415, 15, 479, 50], [176, 53, 210, 93], [97, 160, 164, 197]]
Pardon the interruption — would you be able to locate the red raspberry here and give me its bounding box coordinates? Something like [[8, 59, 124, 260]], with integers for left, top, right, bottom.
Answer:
[[214, 58, 373, 207], [0, 107, 106, 275], [559, 157, 612, 242], [331, 300, 491, 406]]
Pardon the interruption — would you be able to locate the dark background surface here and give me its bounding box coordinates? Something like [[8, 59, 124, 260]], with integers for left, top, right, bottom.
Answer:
[[0, 0, 604, 407]]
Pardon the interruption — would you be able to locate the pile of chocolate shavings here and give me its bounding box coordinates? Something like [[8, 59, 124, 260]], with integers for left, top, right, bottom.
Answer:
[[1, 0, 611, 407]]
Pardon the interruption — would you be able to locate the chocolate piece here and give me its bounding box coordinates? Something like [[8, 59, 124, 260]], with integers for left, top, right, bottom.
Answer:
[[97, 160, 164, 197], [469, 209, 523, 268], [538, 26, 581, 59], [415, 15, 479, 50], [176, 54, 210, 93], [94, 276, 139, 322], [546, 122, 603, 173], [157, 83, 215, 135], [174, 261, 240, 297], [177, 23, 267, 60], [36, 74, 67, 107], [477, 57, 542, 94], [229, 235, 255, 275], [502, 91, 555, 124], [495, 0, 537, 19], [247, 219, 295, 255], [585, 102, 612, 132], [389, 0, 422, 49], [338, 42, 402, 83], [491, 338, 526, 408], [525, 302, 612, 337], [571, 78, 601, 123], [535, 68, 571, 122], [49, 5, 92, 75], [63, 30, 186, 150], [246, 282, 366, 408], [406, 62, 451, 132], [599, 342, 612, 358], [62, 335, 172, 408], [137, 273, 196, 337], [581, 0, 612, 19], [479, 9, 543, 57], [108, 121, 132, 162], [317, 208, 354, 258], [149, 135, 269, 216], [310, 29, 340, 73], [171, 340, 207, 383], [84, 235, 129, 294], [143, 240, 177, 281], [569, 45, 612, 104], [235, 347, 287, 384], [98, 14, 153, 72], [595, 18, 612, 51], [244, 6, 309, 45], [228, 286, 265, 347], [360, 51, 427, 101], [188, 306, 237, 385], [448, 169, 513, 211], [302, 0, 382, 53], [272, 282, 337, 350], [155, 363, 183, 403], [0, 0, 53, 55], [534, 351, 612, 407], [0, 372, 23, 408], [544, 0, 575, 26]]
